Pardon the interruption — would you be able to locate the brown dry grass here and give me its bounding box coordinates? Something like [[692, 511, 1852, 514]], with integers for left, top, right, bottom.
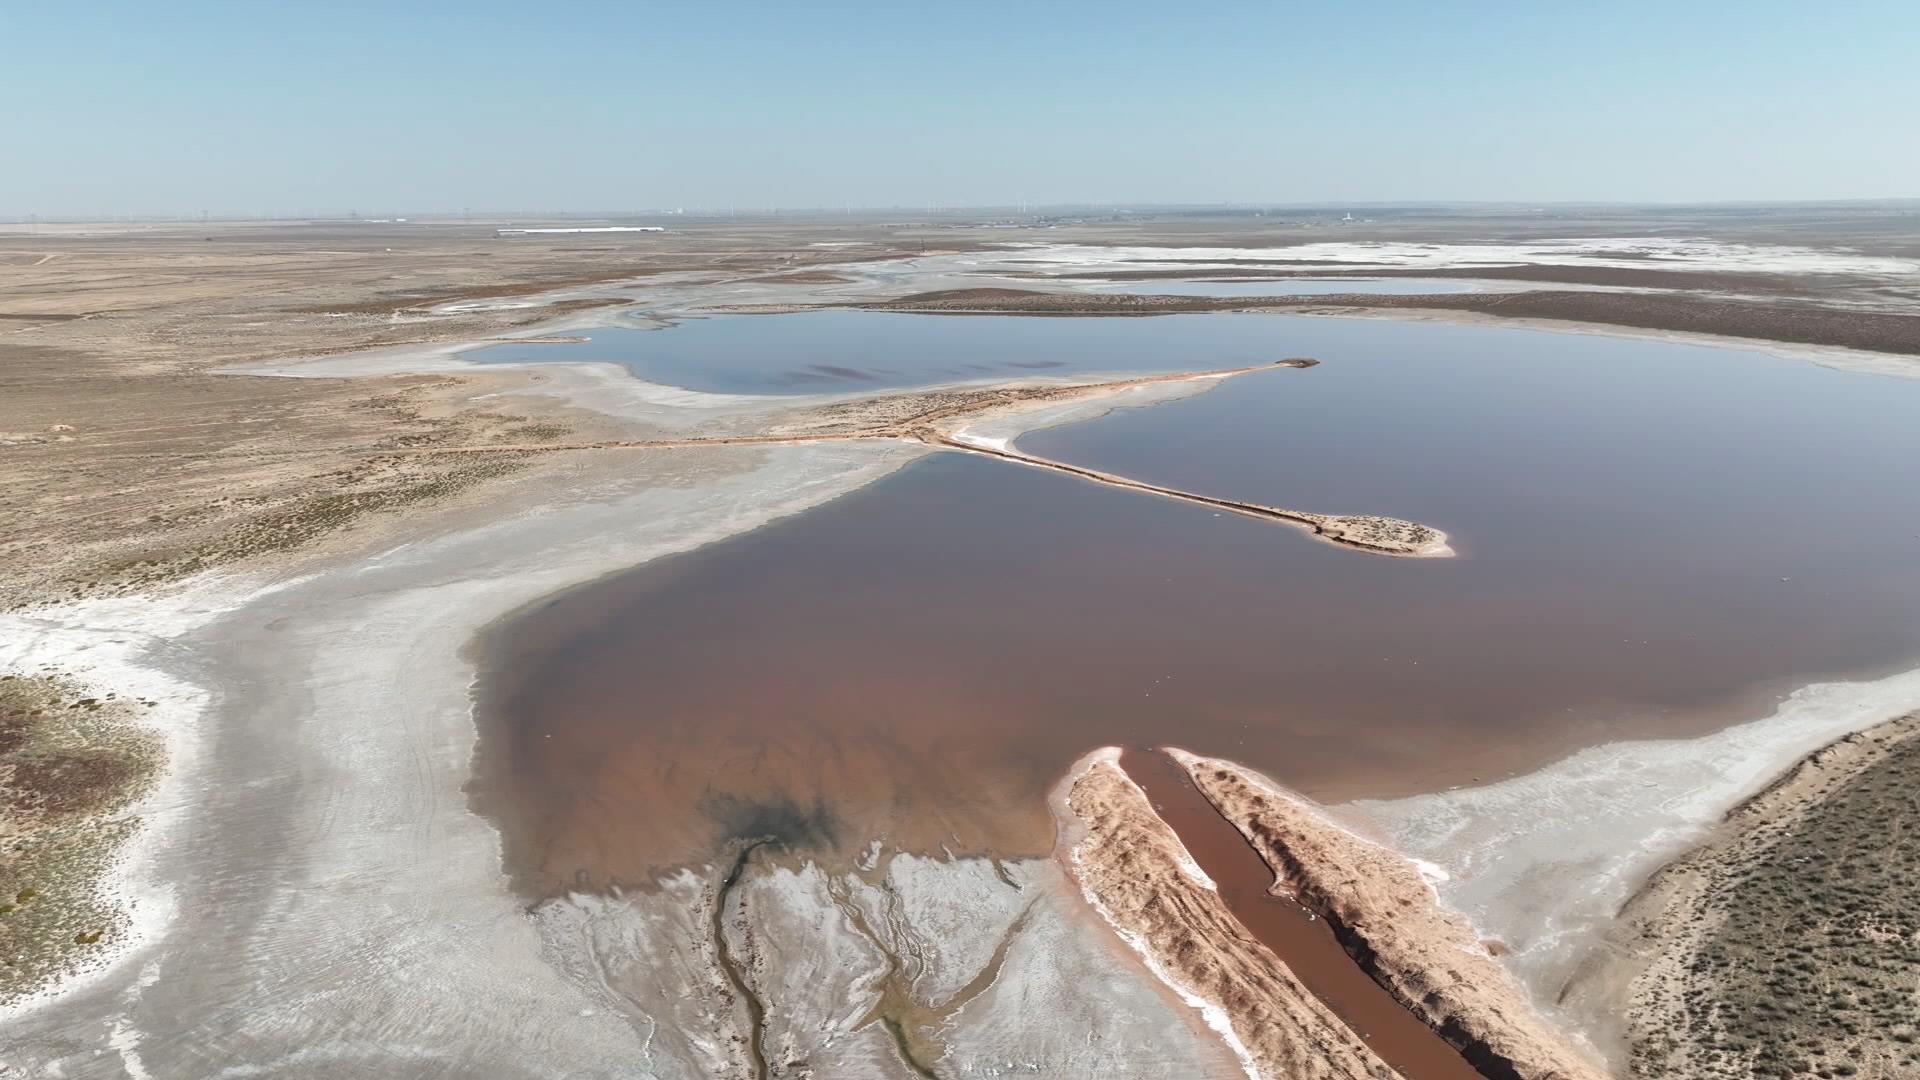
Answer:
[[0, 222, 914, 609], [1618, 714, 1920, 1079]]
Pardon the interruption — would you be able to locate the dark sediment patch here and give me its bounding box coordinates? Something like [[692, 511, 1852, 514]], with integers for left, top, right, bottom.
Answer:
[[856, 287, 1920, 355], [699, 792, 842, 852]]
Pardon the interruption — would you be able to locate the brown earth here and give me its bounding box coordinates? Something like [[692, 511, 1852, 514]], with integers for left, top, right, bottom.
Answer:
[[0, 221, 935, 610], [1058, 750, 1399, 1079], [845, 287, 1920, 355], [1170, 750, 1608, 1080], [963, 203, 1920, 261], [1591, 712, 1920, 1079]]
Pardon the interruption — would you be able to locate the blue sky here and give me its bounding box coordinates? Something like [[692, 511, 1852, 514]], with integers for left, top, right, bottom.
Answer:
[[6, 1, 1917, 216]]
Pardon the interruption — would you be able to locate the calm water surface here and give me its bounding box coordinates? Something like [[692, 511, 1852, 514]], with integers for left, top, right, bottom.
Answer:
[[473, 314, 1920, 893], [473, 309, 1509, 394]]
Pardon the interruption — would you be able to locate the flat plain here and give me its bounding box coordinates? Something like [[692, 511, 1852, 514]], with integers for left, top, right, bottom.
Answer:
[[4, 205, 1920, 1078]]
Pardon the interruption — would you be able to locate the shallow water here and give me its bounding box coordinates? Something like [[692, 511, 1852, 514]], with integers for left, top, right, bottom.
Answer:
[[471, 308, 1532, 395], [472, 314, 1920, 893]]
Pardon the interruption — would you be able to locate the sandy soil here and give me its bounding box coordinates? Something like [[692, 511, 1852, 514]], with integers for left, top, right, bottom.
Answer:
[[0, 221, 941, 611], [1058, 749, 1398, 1079], [1170, 752, 1607, 1080], [1059, 263, 1815, 294], [1585, 713, 1920, 1079]]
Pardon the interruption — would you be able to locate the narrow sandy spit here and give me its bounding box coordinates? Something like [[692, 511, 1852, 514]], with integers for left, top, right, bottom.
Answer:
[[938, 434, 1452, 558], [1051, 747, 1397, 1080], [1165, 750, 1608, 1080]]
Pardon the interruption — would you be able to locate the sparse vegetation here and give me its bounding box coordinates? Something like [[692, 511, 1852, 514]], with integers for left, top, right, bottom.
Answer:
[[21, 377, 543, 607], [0, 673, 162, 1003], [73, 454, 527, 597], [1630, 717, 1920, 1079]]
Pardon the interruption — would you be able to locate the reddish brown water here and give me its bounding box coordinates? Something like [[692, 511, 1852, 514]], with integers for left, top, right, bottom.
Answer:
[[1122, 748, 1483, 1080], [469, 323, 1920, 895]]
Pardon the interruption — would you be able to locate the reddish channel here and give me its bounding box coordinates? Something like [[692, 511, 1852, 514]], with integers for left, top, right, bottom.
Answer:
[[1121, 747, 1483, 1080]]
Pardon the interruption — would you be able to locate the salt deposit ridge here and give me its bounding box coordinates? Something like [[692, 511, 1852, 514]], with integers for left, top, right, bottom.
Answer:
[[984, 237, 1920, 277]]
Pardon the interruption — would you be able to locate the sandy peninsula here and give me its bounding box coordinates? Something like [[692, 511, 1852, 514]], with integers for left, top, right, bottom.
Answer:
[[1056, 748, 1397, 1080], [1168, 751, 1607, 1080]]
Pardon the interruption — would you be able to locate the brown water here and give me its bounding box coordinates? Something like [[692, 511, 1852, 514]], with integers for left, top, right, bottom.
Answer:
[[1122, 748, 1483, 1080], [470, 319, 1920, 895]]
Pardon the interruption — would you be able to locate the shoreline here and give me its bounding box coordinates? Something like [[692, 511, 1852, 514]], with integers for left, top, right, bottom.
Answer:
[[9, 247, 1920, 1073], [0, 582, 237, 1017], [1589, 710, 1920, 1077], [1051, 746, 1389, 1080], [1348, 661, 1920, 1068], [1166, 749, 1606, 1080], [0, 342, 1304, 1066]]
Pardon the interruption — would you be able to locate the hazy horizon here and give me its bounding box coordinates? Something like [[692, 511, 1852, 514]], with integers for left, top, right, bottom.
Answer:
[[9, 0, 1919, 218], [10, 197, 1920, 228]]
